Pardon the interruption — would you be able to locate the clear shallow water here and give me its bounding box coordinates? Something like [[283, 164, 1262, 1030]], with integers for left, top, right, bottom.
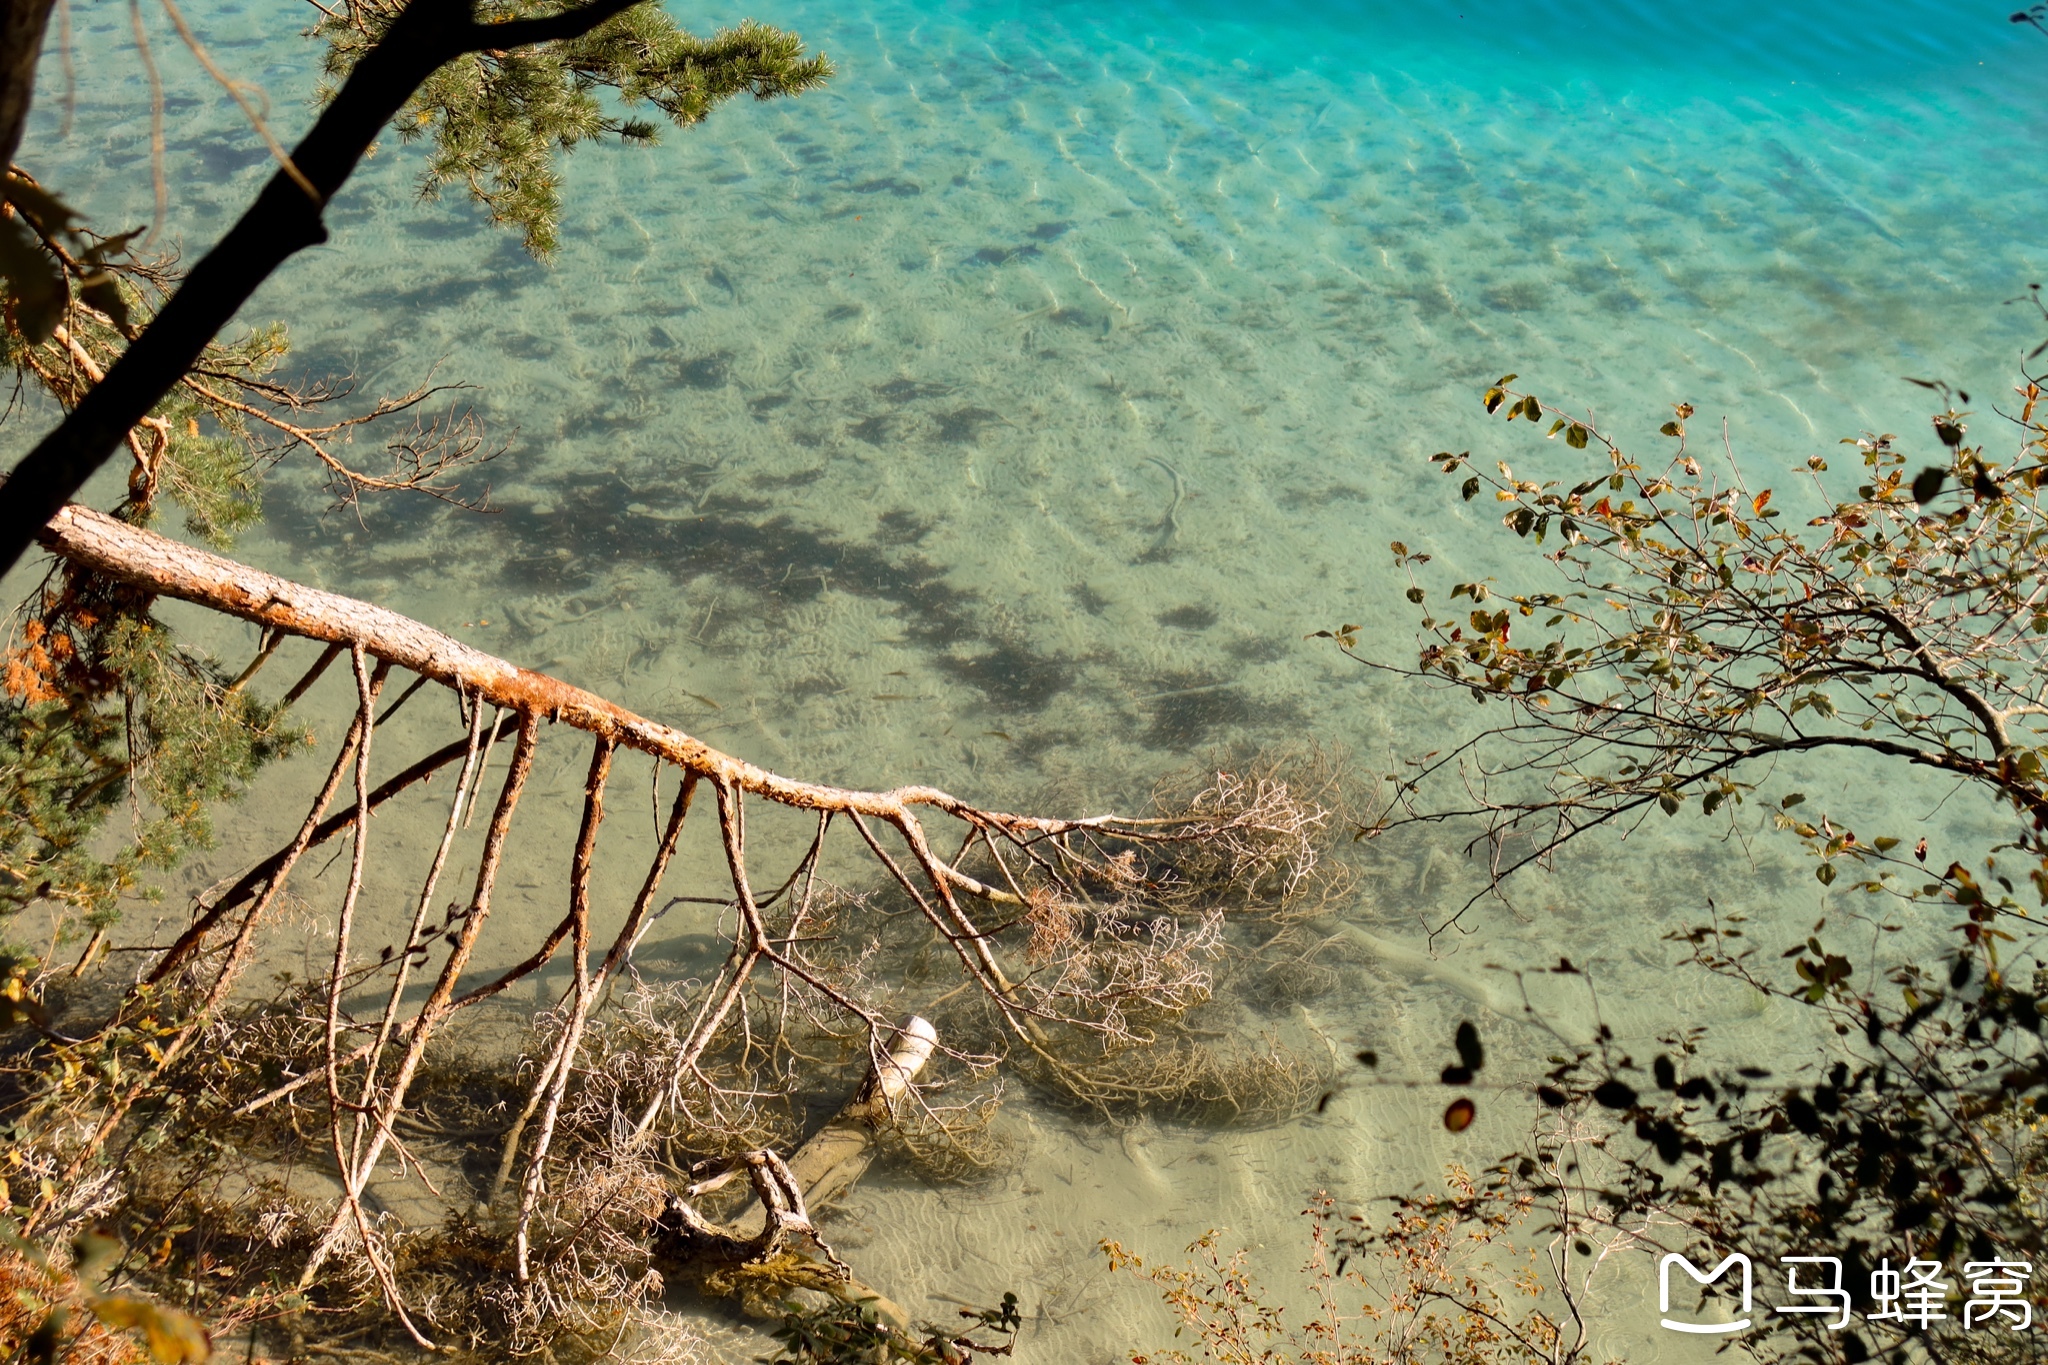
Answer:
[[20, 0, 2048, 1358]]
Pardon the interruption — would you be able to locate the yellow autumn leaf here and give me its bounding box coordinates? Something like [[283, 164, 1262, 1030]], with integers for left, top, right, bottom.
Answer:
[[90, 1295, 212, 1363]]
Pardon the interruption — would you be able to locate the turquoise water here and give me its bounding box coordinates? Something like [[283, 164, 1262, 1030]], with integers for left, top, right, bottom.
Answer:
[[20, 0, 2048, 1358]]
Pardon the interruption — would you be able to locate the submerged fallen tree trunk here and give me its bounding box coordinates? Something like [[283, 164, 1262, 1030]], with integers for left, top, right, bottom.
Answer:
[[650, 1015, 942, 1327], [21, 502, 1321, 1351], [753, 1014, 942, 1226]]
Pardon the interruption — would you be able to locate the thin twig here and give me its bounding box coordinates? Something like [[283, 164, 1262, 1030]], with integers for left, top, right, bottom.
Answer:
[[300, 711, 539, 1285], [154, 0, 320, 202], [126, 0, 166, 247], [513, 735, 615, 1279]]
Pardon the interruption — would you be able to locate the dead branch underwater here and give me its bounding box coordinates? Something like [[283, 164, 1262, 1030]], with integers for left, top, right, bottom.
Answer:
[[2, 503, 1361, 1361]]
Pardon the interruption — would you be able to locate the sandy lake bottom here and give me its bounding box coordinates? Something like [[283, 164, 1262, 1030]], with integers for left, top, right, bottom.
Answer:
[[16, 0, 2048, 1357]]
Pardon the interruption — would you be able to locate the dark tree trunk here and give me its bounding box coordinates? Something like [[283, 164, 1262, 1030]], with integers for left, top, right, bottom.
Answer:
[[0, 0, 643, 576], [0, 0, 59, 172]]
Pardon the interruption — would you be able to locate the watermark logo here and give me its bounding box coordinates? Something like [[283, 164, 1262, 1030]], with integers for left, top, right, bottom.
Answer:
[[1962, 1263, 2034, 1332], [1657, 1254, 2037, 1335], [1660, 1253, 1751, 1334]]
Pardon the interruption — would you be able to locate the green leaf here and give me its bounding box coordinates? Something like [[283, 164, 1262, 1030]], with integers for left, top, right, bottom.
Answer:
[[1659, 421, 1682, 437], [1781, 793, 1806, 809], [1565, 423, 1589, 449], [1405, 586, 1425, 604], [72, 1228, 123, 1285], [1658, 792, 1680, 815], [1911, 466, 1946, 504], [1816, 863, 1837, 886], [1461, 476, 1481, 501]]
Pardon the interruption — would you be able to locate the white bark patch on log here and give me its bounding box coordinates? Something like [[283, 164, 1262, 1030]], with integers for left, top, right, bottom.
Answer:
[[871, 1014, 939, 1103]]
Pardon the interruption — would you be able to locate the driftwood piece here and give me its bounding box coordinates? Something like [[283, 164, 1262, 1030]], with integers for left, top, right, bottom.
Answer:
[[649, 1016, 941, 1327], [655, 1148, 846, 1277]]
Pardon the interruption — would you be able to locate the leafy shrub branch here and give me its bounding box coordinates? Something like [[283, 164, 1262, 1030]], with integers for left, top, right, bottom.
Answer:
[[1335, 366, 2048, 937], [318, 2, 833, 255], [1313, 359, 2048, 1365]]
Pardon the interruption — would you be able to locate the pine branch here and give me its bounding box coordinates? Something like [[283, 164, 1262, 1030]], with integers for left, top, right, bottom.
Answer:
[[0, 0, 824, 574]]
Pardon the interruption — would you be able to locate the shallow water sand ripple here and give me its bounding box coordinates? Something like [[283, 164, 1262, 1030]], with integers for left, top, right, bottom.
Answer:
[[18, 0, 2048, 1357]]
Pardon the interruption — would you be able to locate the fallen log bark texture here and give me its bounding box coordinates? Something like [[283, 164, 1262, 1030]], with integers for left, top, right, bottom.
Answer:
[[41, 502, 1031, 825], [27, 501, 1285, 1348]]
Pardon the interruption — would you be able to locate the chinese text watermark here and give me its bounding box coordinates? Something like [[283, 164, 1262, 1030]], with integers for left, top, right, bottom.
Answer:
[[1659, 1254, 2034, 1335]]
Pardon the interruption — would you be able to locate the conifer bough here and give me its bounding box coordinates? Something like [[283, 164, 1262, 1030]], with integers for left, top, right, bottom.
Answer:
[[0, 0, 830, 573]]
